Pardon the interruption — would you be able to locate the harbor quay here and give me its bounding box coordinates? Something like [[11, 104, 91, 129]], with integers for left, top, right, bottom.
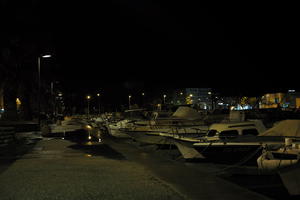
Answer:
[[0, 135, 269, 200]]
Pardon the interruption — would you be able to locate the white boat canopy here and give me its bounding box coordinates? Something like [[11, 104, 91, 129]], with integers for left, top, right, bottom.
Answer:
[[259, 120, 300, 137], [171, 106, 202, 120]]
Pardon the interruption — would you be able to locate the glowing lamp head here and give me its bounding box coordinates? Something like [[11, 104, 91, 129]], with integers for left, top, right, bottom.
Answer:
[[86, 95, 91, 100], [86, 125, 92, 130]]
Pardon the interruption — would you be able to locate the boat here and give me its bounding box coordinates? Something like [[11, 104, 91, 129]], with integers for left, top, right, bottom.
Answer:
[[169, 120, 285, 164], [106, 119, 134, 139], [120, 106, 208, 145], [122, 125, 208, 146], [254, 120, 300, 196]]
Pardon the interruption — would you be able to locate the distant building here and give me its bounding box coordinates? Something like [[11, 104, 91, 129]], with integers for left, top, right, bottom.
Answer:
[[185, 88, 213, 109], [170, 89, 186, 105], [284, 90, 300, 109], [259, 90, 300, 109], [259, 93, 284, 108]]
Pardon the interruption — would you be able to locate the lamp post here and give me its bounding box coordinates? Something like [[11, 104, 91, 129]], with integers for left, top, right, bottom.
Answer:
[[163, 94, 166, 104], [180, 92, 183, 104], [86, 95, 91, 119], [38, 54, 51, 126], [97, 93, 100, 115], [128, 95, 131, 109], [141, 92, 145, 106]]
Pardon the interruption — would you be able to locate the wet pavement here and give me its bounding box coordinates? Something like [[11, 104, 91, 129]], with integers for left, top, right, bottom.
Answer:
[[0, 130, 288, 200]]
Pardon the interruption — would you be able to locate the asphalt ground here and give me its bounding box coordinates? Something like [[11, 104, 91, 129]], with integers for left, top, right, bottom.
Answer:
[[0, 132, 273, 200]]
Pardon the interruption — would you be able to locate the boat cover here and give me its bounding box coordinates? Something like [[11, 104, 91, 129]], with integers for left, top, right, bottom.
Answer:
[[171, 106, 202, 120], [259, 120, 300, 137]]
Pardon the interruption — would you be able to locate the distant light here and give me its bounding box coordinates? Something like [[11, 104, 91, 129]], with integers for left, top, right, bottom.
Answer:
[[142, 93, 145, 96], [163, 94, 166, 98], [42, 55, 51, 58], [189, 94, 193, 97], [58, 93, 63, 96], [129, 95, 132, 98], [86, 95, 91, 100], [288, 90, 295, 93], [208, 92, 212, 95], [16, 98, 21, 105], [218, 102, 223, 105], [180, 92, 183, 95], [86, 125, 92, 130], [97, 93, 100, 96], [88, 135, 92, 140]]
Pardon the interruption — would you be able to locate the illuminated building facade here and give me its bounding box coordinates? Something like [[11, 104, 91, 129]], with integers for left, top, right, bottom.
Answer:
[[259, 90, 300, 109], [185, 88, 213, 109]]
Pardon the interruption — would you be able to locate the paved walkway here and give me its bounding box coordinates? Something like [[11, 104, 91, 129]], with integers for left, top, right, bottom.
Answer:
[[0, 138, 270, 200], [0, 139, 184, 200]]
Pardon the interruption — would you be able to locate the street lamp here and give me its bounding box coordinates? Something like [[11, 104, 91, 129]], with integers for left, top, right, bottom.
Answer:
[[97, 93, 101, 115], [38, 54, 51, 126], [86, 95, 91, 119], [163, 94, 166, 104], [128, 95, 132, 109], [141, 92, 145, 106]]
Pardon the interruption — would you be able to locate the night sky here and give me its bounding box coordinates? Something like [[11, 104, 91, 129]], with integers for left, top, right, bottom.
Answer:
[[1, 1, 299, 99]]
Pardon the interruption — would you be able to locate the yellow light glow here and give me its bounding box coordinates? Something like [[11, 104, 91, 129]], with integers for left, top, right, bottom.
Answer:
[[189, 94, 193, 97], [88, 135, 92, 140], [86, 125, 92, 129], [16, 98, 21, 105], [97, 93, 100, 96], [86, 95, 91, 100]]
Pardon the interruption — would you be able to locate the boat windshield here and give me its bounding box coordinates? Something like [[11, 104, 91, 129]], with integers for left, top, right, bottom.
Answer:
[[207, 129, 218, 137]]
